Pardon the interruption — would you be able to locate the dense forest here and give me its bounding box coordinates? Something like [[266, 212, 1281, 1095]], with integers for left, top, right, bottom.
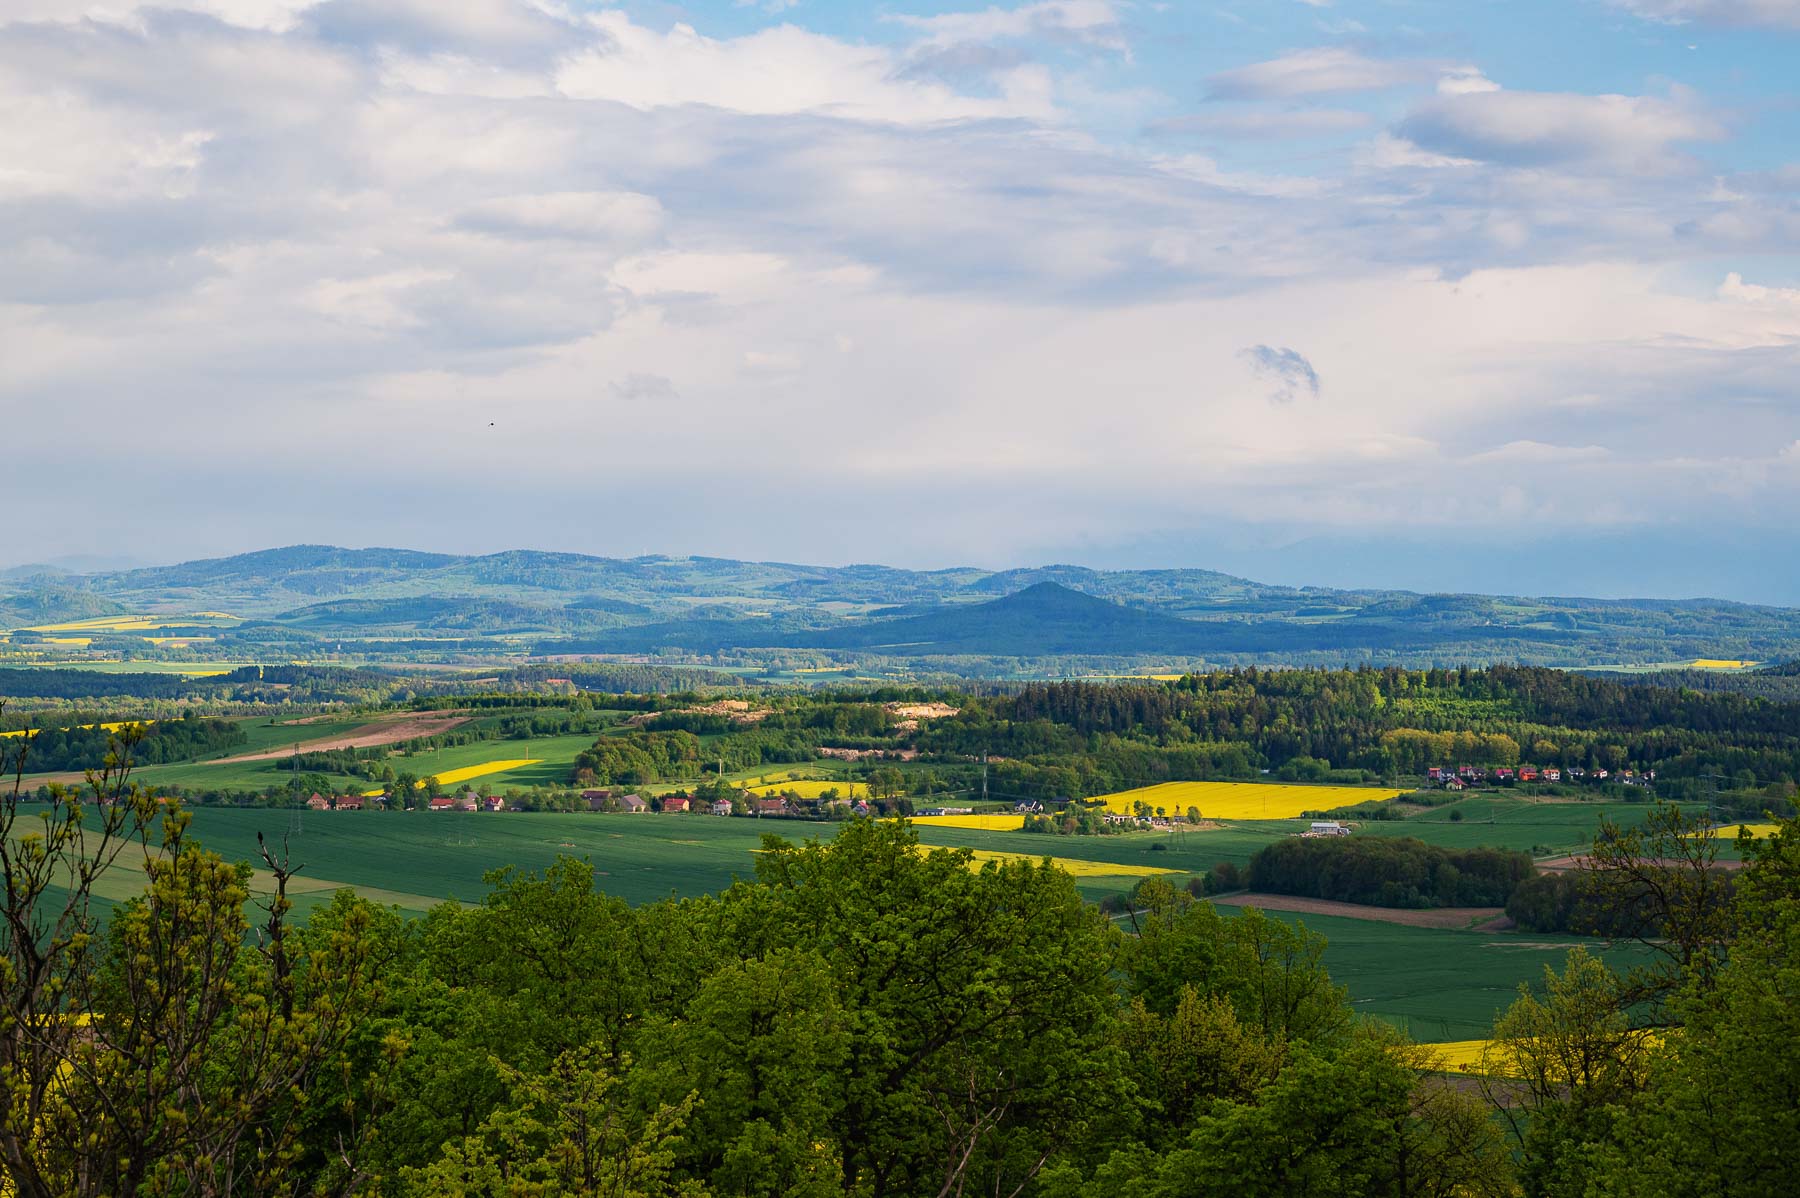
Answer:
[[1247, 838, 1536, 909], [2, 774, 1794, 1197], [919, 667, 1800, 797], [6, 713, 245, 771]]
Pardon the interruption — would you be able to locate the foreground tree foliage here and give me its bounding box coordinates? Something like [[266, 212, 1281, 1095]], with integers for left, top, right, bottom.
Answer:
[[4, 725, 1799, 1195]]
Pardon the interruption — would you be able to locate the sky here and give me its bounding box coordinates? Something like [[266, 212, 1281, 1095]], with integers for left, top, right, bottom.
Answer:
[[3, 0, 1800, 601]]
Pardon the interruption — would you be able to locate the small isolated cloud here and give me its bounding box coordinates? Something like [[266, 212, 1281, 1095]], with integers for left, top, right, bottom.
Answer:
[[1606, 0, 1800, 30], [1468, 440, 1611, 465], [1241, 345, 1321, 403], [610, 373, 679, 402], [1396, 87, 1724, 173], [1205, 47, 1433, 100]]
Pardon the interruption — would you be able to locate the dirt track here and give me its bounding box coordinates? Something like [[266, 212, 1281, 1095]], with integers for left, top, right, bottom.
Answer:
[[1209, 892, 1507, 930], [202, 712, 470, 764]]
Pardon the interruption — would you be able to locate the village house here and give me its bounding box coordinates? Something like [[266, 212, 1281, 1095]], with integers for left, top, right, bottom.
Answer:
[[335, 794, 364, 811], [750, 797, 786, 817], [484, 795, 506, 812], [428, 795, 457, 811], [709, 798, 733, 816], [661, 795, 690, 814], [1442, 777, 1467, 792], [620, 794, 649, 813], [306, 793, 330, 811], [456, 792, 480, 812], [1544, 767, 1563, 782]]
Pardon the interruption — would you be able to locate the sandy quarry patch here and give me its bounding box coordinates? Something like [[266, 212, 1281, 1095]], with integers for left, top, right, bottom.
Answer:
[[203, 711, 471, 764], [887, 702, 960, 720], [1210, 892, 1507, 930], [629, 699, 768, 726]]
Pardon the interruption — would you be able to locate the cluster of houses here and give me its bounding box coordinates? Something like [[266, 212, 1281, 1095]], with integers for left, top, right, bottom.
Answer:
[[580, 787, 876, 819], [301, 784, 894, 819], [1426, 765, 1656, 791], [304, 791, 508, 812]]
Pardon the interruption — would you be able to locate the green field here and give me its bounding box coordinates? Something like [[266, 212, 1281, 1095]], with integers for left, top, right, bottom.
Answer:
[[1357, 797, 1680, 855], [1242, 910, 1653, 1041], [135, 805, 1654, 1042]]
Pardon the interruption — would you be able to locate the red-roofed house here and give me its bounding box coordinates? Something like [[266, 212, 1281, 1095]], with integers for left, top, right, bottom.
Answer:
[[428, 796, 457, 811], [662, 796, 690, 814], [306, 793, 330, 811], [336, 795, 364, 811]]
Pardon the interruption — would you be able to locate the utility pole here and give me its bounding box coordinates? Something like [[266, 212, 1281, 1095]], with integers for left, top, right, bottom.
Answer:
[[981, 752, 988, 806]]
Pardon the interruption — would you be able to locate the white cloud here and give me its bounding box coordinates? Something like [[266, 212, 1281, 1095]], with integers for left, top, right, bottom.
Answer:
[[1205, 47, 1436, 99], [1153, 107, 1372, 139], [0, 0, 324, 32], [1, 0, 1797, 575], [891, 1, 1129, 53], [555, 13, 1056, 123], [1397, 86, 1725, 172]]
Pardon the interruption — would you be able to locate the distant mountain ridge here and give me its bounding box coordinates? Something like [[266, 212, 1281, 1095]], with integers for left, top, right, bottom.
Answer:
[[7, 544, 1800, 668]]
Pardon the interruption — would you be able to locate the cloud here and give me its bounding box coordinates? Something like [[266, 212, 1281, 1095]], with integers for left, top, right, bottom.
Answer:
[[1151, 108, 1372, 139], [1241, 345, 1321, 402], [554, 12, 1056, 123], [1396, 86, 1725, 172], [2, 0, 1798, 587], [1205, 47, 1435, 100], [891, 1, 1130, 53], [1606, 0, 1800, 29], [610, 372, 679, 402]]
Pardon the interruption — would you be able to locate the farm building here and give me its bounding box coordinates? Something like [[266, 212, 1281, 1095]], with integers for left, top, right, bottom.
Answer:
[[1307, 821, 1350, 837], [662, 796, 691, 814], [335, 795, 364, 811], [306, 793, 330, 811], [750, 798, 787, 817], [621, 794, 649, 813], [428, 796, 456, 811]]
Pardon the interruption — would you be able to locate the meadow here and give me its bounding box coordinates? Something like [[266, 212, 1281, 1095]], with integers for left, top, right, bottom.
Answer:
[[138, 804, 1654, 1042]]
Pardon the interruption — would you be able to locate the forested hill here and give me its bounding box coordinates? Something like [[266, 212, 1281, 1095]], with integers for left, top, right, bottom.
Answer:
[[7, 545, 1800, 669]]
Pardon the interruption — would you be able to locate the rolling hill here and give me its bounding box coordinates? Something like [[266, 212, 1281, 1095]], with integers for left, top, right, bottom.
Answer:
[[6, 545, 1800, 669]]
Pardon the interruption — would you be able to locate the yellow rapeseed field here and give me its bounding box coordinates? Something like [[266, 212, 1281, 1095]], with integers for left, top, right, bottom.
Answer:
[[358, 758, 542, 797], [1705, 823, 1782, 839], [1426, 1040, 1494, 1074], [912, 814, 1026, 831], [1, 719, 155, 739], [1088, 780, 1404, 820], [1690, 658, 1756, 669], [430, 759, 542, 787], [750, 779, 869, 799], [963, 848, 1177, 878]]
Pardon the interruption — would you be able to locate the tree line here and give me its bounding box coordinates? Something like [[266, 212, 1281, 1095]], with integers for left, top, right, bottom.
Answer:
[[1247, 837, 1537, 909]]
